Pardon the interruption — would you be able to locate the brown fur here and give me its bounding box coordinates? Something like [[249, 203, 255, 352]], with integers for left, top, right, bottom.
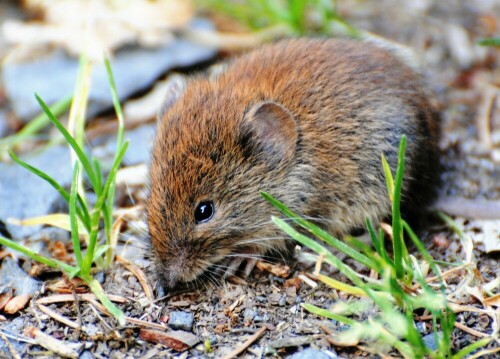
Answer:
[[147, 38, 441, 291]]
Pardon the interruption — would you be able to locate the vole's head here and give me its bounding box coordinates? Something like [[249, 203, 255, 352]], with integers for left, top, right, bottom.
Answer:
[[147, 79, 299, 292]]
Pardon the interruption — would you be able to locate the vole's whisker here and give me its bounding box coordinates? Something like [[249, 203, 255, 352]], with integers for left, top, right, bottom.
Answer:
[[236, 237, 285, 245]]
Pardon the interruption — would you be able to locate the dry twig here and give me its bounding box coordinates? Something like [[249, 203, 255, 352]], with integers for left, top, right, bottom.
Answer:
[[221, 324, 273, 359], [116, 255, 154, 301]]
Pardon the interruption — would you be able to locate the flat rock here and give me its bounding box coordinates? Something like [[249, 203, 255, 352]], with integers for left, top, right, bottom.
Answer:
[[0, 145, 72, 239], [0, 257, 41, 296], [3, 19, 217, 121], [93, 123, 156, 167]]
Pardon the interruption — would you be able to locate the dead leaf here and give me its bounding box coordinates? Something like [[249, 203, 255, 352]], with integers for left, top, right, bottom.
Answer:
[[139, 329, 199, 351], [3, 294, 31, 314], [255, 261, 291, 278], [8, 213, 86, 234], [0, 289, 14, 311], [484, 294, 500, 307]]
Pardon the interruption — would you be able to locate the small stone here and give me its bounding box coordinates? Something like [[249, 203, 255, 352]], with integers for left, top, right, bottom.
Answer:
[[208, 335, 218, 346], [79, 351, 94, 359], [243, 308, 257, 323], [416, 321, 426, 333], [268, 293, 281, 305], [422, 331, 443, 351], [288, 348, 335, 359], [278, 296, 286, 306], [295, 296, 303, 304], [168, 311, 194, 331], [255, 296, 267, 303], [253, 316, 263, 323]]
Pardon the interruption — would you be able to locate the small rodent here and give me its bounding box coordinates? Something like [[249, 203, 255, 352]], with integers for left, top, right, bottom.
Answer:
[[147, 38, 441, 292]]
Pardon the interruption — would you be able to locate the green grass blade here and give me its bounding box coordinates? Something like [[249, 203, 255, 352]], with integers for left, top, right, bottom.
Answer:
[[86, 278, 126, 326], [8, 150, 91, 231], [301, 303, 356, 326], [68, 53, 91, 150], [452, 337, 493, 359], [477, 37, 500, 47], [34, 94, 100, 194], [69, 162, 83, 267], [381, 153, 395, 202], [92, 245, 110, 262], [403, 310, 428, 357], [403, 221, 446, 292], [391, 135, 407, 279], [271, 216, 392, 304], [0, 96, 72, 148], [81, 141, 129, 275], [0, 236, 76, 274], [262, 192, 377, 270], [104, 56, 125, 264], [104, 57, 125, 149]]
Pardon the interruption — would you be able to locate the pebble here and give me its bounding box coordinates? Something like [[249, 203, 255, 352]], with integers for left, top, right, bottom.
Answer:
[[79, 351, 94, 359], [0, 256, 41, 296], [168, 311, 194, 331], [278, 296, 287, 307], [255, 295, 267, 304], [422, 331, 443, 351], [416, 321, 426, 333], [288, 348, 336, 359], [243, 308, 257, 323], [3, 19, 217, 121]]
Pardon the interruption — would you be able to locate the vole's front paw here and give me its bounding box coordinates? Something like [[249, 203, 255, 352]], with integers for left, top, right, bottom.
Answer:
[[224, 257, 258, 278]]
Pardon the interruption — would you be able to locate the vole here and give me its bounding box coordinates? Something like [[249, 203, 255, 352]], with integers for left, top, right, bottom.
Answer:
[[147, 38, 441, 292]]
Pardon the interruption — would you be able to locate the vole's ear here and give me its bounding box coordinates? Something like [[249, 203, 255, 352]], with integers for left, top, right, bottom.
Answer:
[[157, 75, 187, 122], [241, 101, 298, 163]]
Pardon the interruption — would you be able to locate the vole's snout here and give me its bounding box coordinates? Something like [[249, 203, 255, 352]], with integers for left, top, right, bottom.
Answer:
[[157, 267, 181, 292], [153, 246, 207, 292]]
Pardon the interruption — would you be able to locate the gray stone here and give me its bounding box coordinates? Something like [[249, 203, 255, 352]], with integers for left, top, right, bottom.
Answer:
[[0, 316, 28, 357], [243, 308, 257, 323], [3, 19, 217, 121], [79, 351, 95, 359], [0, 256, 41, 295], [288, 348, 335, 359], [0, 145, 72, 238], [255, 295, 267, 303], [168, 311, 194, 331], [422, 331, 443, 351]]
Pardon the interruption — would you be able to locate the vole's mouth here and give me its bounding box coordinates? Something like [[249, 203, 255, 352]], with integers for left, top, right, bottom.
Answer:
[[157, 248, 264, 295]]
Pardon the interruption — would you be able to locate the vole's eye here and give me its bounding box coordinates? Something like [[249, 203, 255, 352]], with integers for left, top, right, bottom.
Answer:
[[194, 201, 214, 224]]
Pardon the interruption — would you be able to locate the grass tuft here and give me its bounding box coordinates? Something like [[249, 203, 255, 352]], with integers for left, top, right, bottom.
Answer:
[[263, 135, 493, 357], [196, 0, 359, 37], [0, 54, 128, 325]]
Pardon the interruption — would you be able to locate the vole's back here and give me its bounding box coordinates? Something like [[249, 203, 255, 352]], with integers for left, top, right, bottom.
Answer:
[[211, 39, 440, 233]]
